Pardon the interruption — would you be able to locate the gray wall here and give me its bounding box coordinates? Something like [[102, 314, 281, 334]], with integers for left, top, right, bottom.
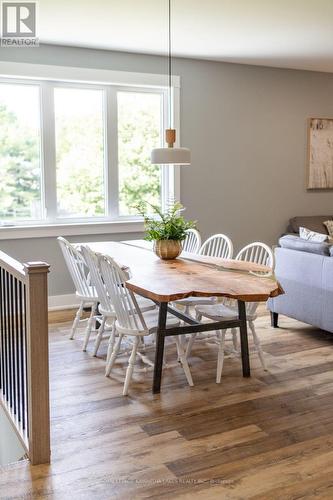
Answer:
[[1, 44, 333, 297], [0, 233, 142, 297]]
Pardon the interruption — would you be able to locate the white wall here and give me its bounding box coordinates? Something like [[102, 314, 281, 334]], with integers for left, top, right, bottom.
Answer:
[[0, 44, 333, 298]]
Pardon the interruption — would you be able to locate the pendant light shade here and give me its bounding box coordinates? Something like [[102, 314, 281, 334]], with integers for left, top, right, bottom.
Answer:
[[151, 128, 190, 165], [151, 0, 191, 166], [151, 147, 191, 165]]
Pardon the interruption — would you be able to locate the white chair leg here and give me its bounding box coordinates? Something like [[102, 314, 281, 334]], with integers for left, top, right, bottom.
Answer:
[[93, 316, 106, 357], [123, 337, 139, 396], [184, 310, 202, 359], [106, 321, 116, 363], [82, 303, 97, 352], [216, 329, 226, 383], [231, 328, 238, 352], [175, 337, 194, 387], [178, 304, 191, 355], [178, 333, 186, 353], [249, 320, 267, 370], [105, 334, 123, 377], [185, 333, 197, 359], [70, 301, 84, 339]]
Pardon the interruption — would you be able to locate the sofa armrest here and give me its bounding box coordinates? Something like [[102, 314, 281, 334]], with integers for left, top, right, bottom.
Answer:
[[268, 247, 327, 329]]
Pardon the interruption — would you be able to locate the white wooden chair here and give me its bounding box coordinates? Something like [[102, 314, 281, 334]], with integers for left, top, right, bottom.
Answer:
[[80, 245, 117, 359], [57, 237, 98, 351], [192, 242, 274, 383], [182, 229, 201, 254], [99, 253, 194, 395], [199, 233, 234, 260], [174, 233, 234, 314], [80, 245, 156, 359]]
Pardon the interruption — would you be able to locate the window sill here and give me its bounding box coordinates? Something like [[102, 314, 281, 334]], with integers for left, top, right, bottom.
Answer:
[[0, 220, 145, 240]]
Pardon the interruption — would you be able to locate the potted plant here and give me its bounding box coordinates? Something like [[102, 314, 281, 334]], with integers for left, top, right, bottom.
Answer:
[[136, 201, 196, 260]]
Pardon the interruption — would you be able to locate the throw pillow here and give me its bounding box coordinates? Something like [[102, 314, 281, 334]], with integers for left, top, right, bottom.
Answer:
[[299, 226, 328, 243], [324, 220, 333, 238]]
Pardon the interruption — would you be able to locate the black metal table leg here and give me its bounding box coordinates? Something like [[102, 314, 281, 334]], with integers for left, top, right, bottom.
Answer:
[[271, 311, 279, 328], [238, 300, 250, 377], [153, 302, 168, 394]]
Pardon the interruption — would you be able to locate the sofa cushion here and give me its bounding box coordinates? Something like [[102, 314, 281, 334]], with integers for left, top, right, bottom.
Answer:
[[279, 234, 330, 256], [288, 216, 333, 234]]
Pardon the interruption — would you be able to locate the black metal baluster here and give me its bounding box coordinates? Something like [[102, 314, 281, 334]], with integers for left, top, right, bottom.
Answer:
[[23, 284, 28, 435], [7, 271, 12, 407], [9, 274, 16, 415], [2, 268, 7, 401], [8, 273, 13, 409], [14, 277, 21, 424], [13, 277, 18, 419], [0, 267, 3, 394], [4, 271, 9, 403], [19, 281, 26, 432], [2, 269, 5, 399]]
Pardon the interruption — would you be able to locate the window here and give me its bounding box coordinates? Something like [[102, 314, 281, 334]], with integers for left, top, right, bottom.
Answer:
[[118, 91, 162, 215], [0, 83, 42, 221], [0, 77, 170, 226], [54, 87, 105, 218]]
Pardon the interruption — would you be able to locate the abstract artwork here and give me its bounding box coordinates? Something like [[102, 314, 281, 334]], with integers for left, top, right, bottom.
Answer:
[[307, 118, 333, 189]]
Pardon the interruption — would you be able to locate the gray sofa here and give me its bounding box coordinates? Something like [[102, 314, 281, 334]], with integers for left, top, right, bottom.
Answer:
[[268, 215, 333, 333]]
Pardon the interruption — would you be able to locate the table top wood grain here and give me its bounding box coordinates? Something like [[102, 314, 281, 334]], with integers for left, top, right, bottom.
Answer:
[[78, 240, 283, 303]]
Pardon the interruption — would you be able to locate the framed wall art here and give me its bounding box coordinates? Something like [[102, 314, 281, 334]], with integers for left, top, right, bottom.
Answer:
[[307, 117, 333, 189]]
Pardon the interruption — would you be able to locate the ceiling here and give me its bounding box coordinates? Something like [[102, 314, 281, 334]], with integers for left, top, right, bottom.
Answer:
[[39, 0, 333, 73]]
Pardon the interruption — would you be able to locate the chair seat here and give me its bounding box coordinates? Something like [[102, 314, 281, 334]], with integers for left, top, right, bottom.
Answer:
[[116, 309, 180, 336], [174, 296, 217, 307], [98, 304, 116, 319], [195, 303, 257, 321]]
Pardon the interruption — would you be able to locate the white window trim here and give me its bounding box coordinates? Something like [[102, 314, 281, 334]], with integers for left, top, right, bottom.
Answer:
[[0, 62, 181, 239], [0, 220, 145, 240], [0, 61, 181, 88]]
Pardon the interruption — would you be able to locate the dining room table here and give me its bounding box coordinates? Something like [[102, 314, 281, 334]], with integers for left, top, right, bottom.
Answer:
[[77, 239, 283, 394]]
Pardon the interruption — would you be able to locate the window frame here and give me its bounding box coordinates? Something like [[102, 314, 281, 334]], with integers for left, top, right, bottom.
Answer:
[[0, 64, 181, 237], [45, 80, 109, 222], [0, 77, 45, 222]]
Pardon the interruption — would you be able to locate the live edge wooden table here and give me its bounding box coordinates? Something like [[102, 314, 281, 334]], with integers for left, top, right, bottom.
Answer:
[[79, 240, 283, 394]]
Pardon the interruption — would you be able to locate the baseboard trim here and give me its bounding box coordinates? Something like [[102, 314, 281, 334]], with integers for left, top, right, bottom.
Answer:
[[48, 294, 80, 311]]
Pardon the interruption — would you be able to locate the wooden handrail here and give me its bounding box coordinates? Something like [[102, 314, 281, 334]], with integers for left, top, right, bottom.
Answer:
[[0, 250, 25, 281], [0, 253, 50, 465]]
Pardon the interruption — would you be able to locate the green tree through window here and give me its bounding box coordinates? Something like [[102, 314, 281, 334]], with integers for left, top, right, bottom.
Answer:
[[0, 84, 164, 222], [55, 87, 105, 218], [118, 91, 162, 215], [0, 103, 41, 220]]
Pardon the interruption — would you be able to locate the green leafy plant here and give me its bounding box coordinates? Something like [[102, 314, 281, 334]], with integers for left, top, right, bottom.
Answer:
[[135, 201, 196, 241]]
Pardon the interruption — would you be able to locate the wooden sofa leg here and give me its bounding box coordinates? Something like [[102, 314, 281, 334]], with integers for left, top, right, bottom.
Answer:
[[270, 312, 279, 328]]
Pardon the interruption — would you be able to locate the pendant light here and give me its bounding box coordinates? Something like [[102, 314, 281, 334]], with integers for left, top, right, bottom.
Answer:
[[151, 0, 191, 165]]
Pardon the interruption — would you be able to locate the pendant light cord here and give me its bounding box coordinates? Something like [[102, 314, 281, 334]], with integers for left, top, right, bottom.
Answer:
[[168, 0, 172, 129]]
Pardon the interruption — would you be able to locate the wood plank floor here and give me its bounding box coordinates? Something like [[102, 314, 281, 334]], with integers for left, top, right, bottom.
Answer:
[[2, 308, 333, 499]]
